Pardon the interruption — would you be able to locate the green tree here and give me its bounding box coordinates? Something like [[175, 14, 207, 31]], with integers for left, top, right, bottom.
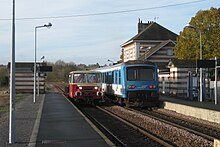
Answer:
[[46, 60, 102, 82], [0, 66, 9, 86], [46, 60, 79, 82], [175, 7, 220, 59]]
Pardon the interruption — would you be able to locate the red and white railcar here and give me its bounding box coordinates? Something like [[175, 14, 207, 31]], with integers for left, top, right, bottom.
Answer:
[[67, 70, 103, 104]]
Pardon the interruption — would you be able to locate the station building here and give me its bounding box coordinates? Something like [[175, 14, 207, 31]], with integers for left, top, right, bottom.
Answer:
[[120, 19, 219, 101], [121, 19, 177, 67]]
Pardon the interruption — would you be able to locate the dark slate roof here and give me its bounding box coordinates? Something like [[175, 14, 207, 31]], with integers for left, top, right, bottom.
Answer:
[[122, 22, 178, 46], [168, 59, 197, 68], [139, 40, 176, 60], [154, 62, 169, 69]]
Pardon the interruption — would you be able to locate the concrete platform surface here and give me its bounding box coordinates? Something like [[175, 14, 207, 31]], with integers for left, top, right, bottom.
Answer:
[[35, 92, 110, 147], [160, 95, 220, 124]]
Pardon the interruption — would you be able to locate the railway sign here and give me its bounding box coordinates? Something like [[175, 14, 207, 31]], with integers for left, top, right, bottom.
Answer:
[[197, 60, 215, 68], [39, 66, 53, 72], [217, 59, 220, 66]]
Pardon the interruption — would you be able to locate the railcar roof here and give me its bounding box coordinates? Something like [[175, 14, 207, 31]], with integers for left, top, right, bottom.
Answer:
[[69, 70, 101, 74], [122, 60, 156, 65], [96, 60, 157, 71]]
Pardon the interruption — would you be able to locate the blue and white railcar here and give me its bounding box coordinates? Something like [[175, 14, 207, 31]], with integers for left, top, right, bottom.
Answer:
[[96, 60, 159, 107]]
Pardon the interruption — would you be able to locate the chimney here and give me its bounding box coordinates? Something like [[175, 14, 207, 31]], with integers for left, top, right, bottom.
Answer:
[[138, 19, 153, 33]]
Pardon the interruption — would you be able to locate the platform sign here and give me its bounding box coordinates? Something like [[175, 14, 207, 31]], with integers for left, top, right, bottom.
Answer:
[[217, 59, 220, 66], [39, 66, 53, 72], [197, 60, 215, 68]]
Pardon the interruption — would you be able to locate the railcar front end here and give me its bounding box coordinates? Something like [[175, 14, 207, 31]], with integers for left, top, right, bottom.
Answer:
[[68, 71, 103, 104], [97, 60, 159, 107], [125, 65, 159, 107]]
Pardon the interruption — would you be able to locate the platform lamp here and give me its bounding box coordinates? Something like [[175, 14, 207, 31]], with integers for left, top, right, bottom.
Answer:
[[107, 59, 114, 64], [185, 25, 202, 102], [34, 23, 52, 103]]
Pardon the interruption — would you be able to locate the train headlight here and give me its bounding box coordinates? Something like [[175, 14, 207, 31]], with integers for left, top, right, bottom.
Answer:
[[128, 85, 136, 89], [94, 86, 98, 90], [79, 87, 83, 90], [75, 91, 82, 96], [97, 92, 102, 96]]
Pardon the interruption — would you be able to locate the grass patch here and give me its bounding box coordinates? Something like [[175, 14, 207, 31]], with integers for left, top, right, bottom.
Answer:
[[0, 94, 24, 113]]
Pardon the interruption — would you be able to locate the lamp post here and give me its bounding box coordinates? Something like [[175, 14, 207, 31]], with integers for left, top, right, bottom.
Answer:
[[9, 0, 16, 144], [34, 23, 52, 103], [185, 25, 202, 102]]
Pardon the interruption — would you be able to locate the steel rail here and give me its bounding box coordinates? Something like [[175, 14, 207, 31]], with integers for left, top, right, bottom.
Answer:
[[96, 106, 174, 147], [127, 107, 216, 141], [153, 110, 220, 133], [79, 107, 127, 147]]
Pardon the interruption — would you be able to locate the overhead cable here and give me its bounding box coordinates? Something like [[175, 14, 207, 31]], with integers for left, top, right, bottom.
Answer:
[[0, 0, 207, 21]]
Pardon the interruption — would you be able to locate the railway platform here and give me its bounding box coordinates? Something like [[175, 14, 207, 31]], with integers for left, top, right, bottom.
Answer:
[[34, 92, 112, 147], [159, 95, 220, 124]]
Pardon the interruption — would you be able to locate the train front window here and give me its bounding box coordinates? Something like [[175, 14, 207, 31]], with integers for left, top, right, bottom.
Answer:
[[73, 73, 86, 83], [87, 73, 101, 83], [127, 67, 155, 81]]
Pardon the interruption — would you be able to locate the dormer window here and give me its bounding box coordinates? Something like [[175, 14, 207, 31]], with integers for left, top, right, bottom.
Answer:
[[167, 48, 173, 56]]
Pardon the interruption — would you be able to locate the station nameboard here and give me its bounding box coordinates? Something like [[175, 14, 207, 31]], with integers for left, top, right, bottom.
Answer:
[[197, 60, 215, 68], [39, 66, 53, 72]]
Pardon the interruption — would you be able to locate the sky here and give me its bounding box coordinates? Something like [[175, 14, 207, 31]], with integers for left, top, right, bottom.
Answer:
[[0, 0, 219, 66]]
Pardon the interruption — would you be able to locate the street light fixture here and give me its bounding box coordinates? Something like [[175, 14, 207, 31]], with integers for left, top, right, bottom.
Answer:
[[107, 59, 114, 63], [185, 25, 202, 102], [34, 23, 52, 103], [107, 59, 114, 65]]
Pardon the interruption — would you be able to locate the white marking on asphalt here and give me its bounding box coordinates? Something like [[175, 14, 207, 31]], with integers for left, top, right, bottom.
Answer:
[[28, 94, 45, 147]]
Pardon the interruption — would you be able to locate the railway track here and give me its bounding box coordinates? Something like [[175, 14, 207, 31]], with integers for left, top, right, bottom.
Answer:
[[78, 105, 171, 147], [102, 105, 213, 146], [78, 105, 127, 147], [134, 108, 220, 141]]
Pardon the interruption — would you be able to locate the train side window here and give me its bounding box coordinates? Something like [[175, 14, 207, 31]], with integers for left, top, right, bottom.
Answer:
[[102, 73, 105, 83], [115, 71, 118, 84], [112, 71, 114, 84], [71, 74, 74, 83], [119, 70, 121, 84], [105, 72, 107, 83], [69, 74, 71, 83], [115, 70, 120, 84], [108, 71, 113, 84]]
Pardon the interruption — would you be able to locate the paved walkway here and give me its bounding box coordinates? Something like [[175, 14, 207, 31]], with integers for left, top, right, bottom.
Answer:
[[35, 92, 110, 147], [0, 92, 112, 147], [0, 94, 44, 147]]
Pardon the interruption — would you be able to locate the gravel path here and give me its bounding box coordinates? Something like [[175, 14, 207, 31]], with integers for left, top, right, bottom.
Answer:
[[0, 94, 44, 147]]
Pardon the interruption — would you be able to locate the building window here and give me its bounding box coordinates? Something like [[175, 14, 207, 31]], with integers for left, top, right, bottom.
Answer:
[[167, 48, 173, 56]]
